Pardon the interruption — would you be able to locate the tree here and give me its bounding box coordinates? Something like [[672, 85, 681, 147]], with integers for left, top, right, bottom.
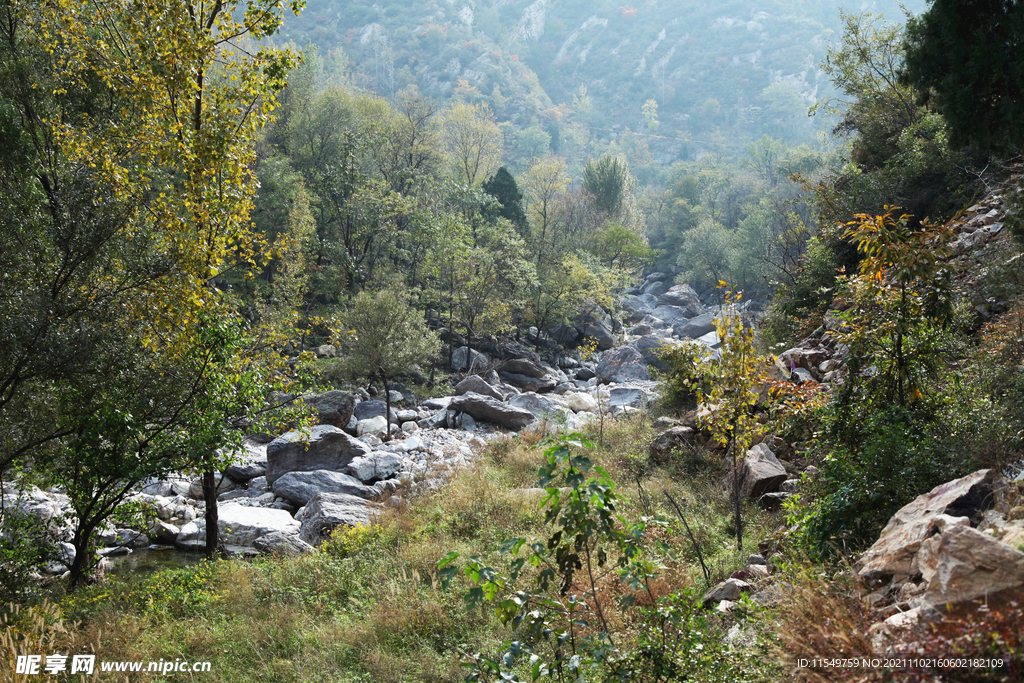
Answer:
[[582, 153, 634, 217], [520, 155, 570, 256], [440, 101, 504, 186], [903, 0, 1024, 154], [336, 287, 440, 436], [481, 167, 528, 231], [676, 218, 735, 297]]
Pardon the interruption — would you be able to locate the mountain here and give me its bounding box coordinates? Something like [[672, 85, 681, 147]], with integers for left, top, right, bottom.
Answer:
[[281, 0, 926, 162]]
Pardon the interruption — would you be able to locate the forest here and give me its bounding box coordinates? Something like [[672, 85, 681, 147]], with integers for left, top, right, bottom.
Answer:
[[2, 0, 1024, 681]]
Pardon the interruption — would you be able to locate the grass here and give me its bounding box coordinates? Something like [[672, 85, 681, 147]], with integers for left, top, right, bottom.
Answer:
[[3, 414, 789, 682]]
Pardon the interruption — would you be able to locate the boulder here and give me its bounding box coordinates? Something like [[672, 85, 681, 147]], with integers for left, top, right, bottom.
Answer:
[[855, 469, 996, 585], [631, 335, 673, 371], [642, 280, 670, 297], [498, 371, 557, 393], [150, 520, 180, 544], [508, 392, 564, 422], [656, 284, 704, 315], [451, 346, 490, 372], [780, 347, 829, 373], [650, 426, 696, 461], [675, 312, 718, 339], [352, 400, 398, 423], [224, 463, 266, 484], [577, 314, 615, 351], [299, 492, 381, 546], [175, 503, 301, 550], [356, 415, 388, 437], [595, 346, 650, 383], [253, 530, 314, 557], [421, 396, 453, 411], [265, 425, 373, 484], [498, 358, 547, 378], [651, 305, 692, 325], [493, 341, 541, 363], [455, 375, 504, 401], [346, 453, 405, 483], [272, 470, 376, 506], [916, 524, 1024, 609], [608, 387, 652, 409], [621, 295, 654, 322], [188, 473, 236, 500], [564, 392, 599, 413], [449, 392, 536, 430], [727, 443, 787, 500], [304, 391, 357, 428], [702, 578, 752, 607], [550, 324, 580, 346]]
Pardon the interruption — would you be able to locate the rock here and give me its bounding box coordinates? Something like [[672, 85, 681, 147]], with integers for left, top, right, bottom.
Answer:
[[352, 400, 398, 423], [577, 315, 615, 351], [304, 390, 357, 428], [188, 473, 236, 499], [702, 578, 752, 607], [564, 392, 598, 413], [265, 425, 373, 485], [299, 492, 381, 546], [449, 392, 536, 430], [651, 305, 692, 325], [175, 503, 300, 550], [356, 416, 388, 437], [401, 421, 419, 432], [650, 426, 696, 461], [855, 469, 997, 585], [757, 492, 791, 510], [498, 371, 557, 393], [728, 443, 788, 500], [455, 375, 504, 400], [508, 392, 564, 422], [550, 324, 580, 346], [150, 520, 180, 544], [272, 470, 376, 506], [498, 358, 547, 378], [316, 344, 337, 358], [421, 396, 453, 411], [574, 367, 596, 381], [595, 346, 650, 383], [224, 463, 266, 484], [451, 346, 490, 371], [608, 387, 652, 409], [656, 284, 703, 313], [746, 554, 767, 566], [791, 368, 817, 384], [346, 453, 405, 482], [114, 528, 150, 549], [642, 280, 670, 297], [675, 312, 718, 339], [916, 524, 1024, 609], [630, 335, 677, 371], [780, 347, 828, 373], [253, 530, 313, 557], [493, 341, 542, 363]]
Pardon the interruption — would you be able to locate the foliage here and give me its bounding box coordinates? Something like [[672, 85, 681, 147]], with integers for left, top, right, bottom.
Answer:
[[654, 341, 713, 411], [583, 154, 634, 218], [482, 167, 529, 230], [441, 102, 505, 186], [902, 0, 1024, 155]]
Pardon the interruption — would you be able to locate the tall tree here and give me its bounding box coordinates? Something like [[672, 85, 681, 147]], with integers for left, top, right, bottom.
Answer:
[[440, 101, 504, 186], [903, 0, 1024, 154], [482, 167, 528, 231]]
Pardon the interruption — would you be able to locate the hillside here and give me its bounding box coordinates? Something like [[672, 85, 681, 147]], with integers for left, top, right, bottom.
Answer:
[[281, 0, 925, 161]]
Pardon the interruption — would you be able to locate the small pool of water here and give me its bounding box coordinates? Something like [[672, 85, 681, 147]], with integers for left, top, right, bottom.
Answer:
[[105, 546, 208, 576]]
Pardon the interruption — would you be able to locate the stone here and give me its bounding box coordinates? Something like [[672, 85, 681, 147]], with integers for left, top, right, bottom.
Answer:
[[303, 390, 357, 428], [608, 387, 652, 409], [508, 392, 564, 422], [455, 375, 504, 400], [498, 358, 547, 378], [577, 315, 615, 351], [401, 421, 419, 432], [451, 346, 490, 372], [449, 392, 536, 430], [595, 346, 650, 383], [253, 530, 313, 557], [702, 578, 752, 607], [791, 368, 817, 384], [728, 443, 787, 501], [150, 520, 180, 544], [346, 453, 405, 482], [352, 400, 398, 423], [855, 469, 997, 585], [550, 324, 580, 346], [642, 280, 670, 297], [356, 416, 388, 437], [493, 340, 542, 363], [265, 425, 373, 485], [316, 344, 337, 358], [299, 492, 381, 546], [630, 335, 675, 371], [114, 528, 151, 549], [272, 470, 376, 506], [498, 371, 557, 393], [650, 426, 696, 461], [224, 463, 266, 484], [175, 503, 301, 550], [676, 312, 718, 339], [656, 284, 703, 315], [757, 492, 791, 510], [564, 392, 598, 413], [780, 347, 829, 373], [574, 367, 596, 381], [916, 524, 1024, 609], [188, 473, 236, 499], [651, 305, 692, 325], [421, 396, 453, 411]]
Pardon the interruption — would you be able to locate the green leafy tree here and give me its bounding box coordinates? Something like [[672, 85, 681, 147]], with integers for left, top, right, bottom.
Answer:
[[482, 167, 528, 231], [582, 153, 634, 218], [336, 286, 440, 435]]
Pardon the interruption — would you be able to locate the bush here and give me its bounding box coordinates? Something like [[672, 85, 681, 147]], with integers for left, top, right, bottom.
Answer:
[[654, 340, 712, 411]]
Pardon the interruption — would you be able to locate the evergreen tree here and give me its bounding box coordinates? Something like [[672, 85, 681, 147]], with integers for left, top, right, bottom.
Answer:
[[482, 167, 528, 230]]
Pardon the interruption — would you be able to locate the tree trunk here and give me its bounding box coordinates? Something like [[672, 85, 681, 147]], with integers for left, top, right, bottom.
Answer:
[[202, 460, 220, 560], [382, 373, 392, 440], [68, 521, 96, 588], [730, 439, 743, 552]]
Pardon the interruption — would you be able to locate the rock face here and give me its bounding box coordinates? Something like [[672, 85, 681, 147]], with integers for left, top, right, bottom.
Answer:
[[728, 443, 787, 500], [595, 346, 650, 383], [265, 425, 373, 484], [916, 524, 1024, 608], [299, 492, 380, 546], [449, 392, 536, 429], [175, 503, 300, 550], [272, 470, 376, 506], [855, 469, 996, 585], [304, 391, 356, 428]]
